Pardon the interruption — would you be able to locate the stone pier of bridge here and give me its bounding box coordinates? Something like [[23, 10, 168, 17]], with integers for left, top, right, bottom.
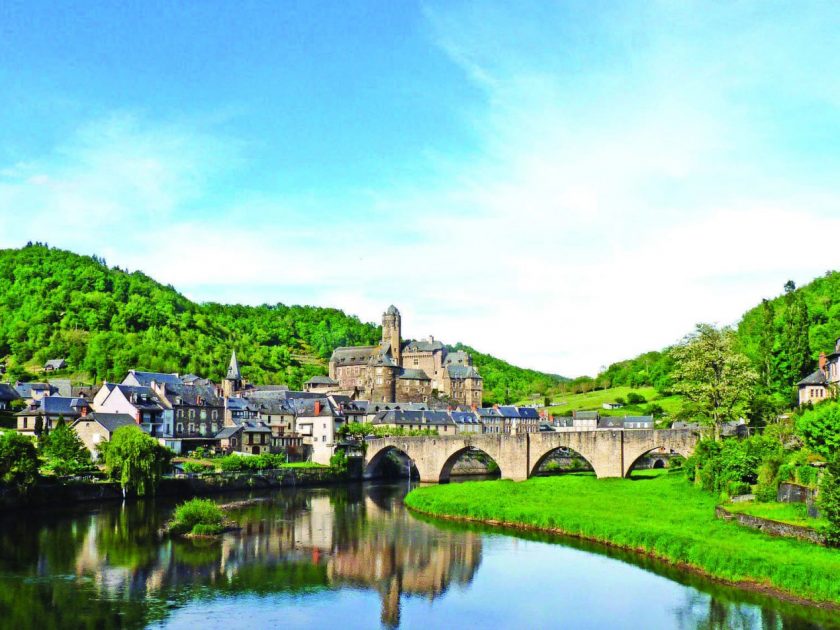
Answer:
[[363, 429, 701, 483]]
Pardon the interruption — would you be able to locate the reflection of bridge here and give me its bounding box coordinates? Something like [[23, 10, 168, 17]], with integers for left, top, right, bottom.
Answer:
[[364, 430, 701, 482]]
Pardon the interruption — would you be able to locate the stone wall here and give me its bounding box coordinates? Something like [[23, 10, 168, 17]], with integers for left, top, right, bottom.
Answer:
[[715, 506, 826, 545]]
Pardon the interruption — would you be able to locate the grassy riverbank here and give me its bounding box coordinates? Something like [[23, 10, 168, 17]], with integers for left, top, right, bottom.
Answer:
[[404, 470, 840, 606]]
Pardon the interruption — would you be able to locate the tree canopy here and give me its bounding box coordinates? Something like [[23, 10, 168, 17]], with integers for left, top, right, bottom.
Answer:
[[0, 245, 560, 395], [0, 431, 39, 492], [100, 425, 172, 496]]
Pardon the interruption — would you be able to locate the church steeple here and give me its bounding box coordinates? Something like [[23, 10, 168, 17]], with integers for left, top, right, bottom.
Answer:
[[223, 350, 242, 397], [227, 350, 241, 381]]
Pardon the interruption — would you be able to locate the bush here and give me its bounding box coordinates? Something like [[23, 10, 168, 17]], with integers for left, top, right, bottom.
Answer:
[[626, 392, 647, 405], [40, 421, 92, 476], [330, 450, 348, 474], [796, 402, 840, 459], [821, 455, 840, 547], [0, 431, 39, 492], [219, 455, 247, 471], [182, 461, 214, 474], [170, 498, 223, 535]]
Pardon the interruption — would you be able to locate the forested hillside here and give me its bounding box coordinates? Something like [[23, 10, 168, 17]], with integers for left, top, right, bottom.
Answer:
[[587, 272, 840, 409], [0, 245, 561, 395], [448, 343, 566, 405]]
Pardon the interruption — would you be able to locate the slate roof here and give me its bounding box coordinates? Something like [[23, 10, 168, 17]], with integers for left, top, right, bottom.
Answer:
[[624, 415, 654, 424], [403, 339, 445, 353], [306, 375, 339, 386], [292, 396, 338, 417], [798, 370, 828, 386], [0, 383, 20, 402], [398, 368, 431, 381], [451, 411, 480, 425], [447, 365, 481, 380], [476, 407, 501, 418], [517, 407, 540, 419], [75, 413, 136, 433], [386, 305, 400, 315], [125, 371, 183, 387], [330, 346, 377, 366], [14, 382, 54, 398], [49, 379, 72, 397], [227, 350, 242, 380], [44, 359, 66, 370], [215, 426, 243, 439], [164, 382, 223, 407], [111, 385, 167, 411], [573, 411, 600, 420], [373, 409, 455, 427], [443, 351, 470, 366], [20, 396, 89, 417], [497, 406, 521, 419]]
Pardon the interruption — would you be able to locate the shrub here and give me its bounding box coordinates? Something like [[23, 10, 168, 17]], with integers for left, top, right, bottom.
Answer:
[[219, 455, 247, 472], [796, 401, 840, 458], [821, 455, 840, 547], [170, 498, 223, 535], [626, 392, 647, 405], [0, 431, 39, 492], [182, 461, 214, 474], [40, 422, 92, 476], [330, 450, 348, 474], [614, 397, 626, 405]]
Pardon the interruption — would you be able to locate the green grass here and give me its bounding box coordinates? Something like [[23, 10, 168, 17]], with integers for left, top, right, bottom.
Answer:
[[169, 498, 225, 535], [404, 470, 840, 605], [540, 386, 684, 418], [280, 462, 329, 469], [724, 501, 830, 530]]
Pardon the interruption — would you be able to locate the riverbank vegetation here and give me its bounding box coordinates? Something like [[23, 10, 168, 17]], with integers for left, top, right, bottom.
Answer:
[[404, 470, 840, 606], [100, 425, 172, 496], [168, 498, 225, 536]]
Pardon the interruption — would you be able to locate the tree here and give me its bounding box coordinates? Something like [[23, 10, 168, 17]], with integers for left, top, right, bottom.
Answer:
[[821, 454, 840, 547], [671, 324, 758, 440], [40, 421, 92, 476], [756, 298, 777, 391], [33, 416, 44, 439], [796, 401, 840, 459], [780, 281, 810, 395], [0, 431, 39, 492], [101, 426, 173, 496]]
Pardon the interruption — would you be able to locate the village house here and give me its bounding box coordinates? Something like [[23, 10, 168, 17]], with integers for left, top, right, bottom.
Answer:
[[450, 409, 482, 434], [16, 396, 90, 435], [71, 412, 136, 458], [623, 415, 654, 430], [511, 406, 541, 434], [43, 358, 67, 372], [291, 397, 347, 465], [372, 409, 458, 435], [477, 407, 507, 434], [14, 381, 56, 403], [92, 384, 167, 437], [303, 375, 340, 394], [798, 339, 840, 405]]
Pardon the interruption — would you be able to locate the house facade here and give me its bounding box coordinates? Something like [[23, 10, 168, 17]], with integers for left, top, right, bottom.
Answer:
[[798, 341, 840, 405], [71, 412, 136, 457]]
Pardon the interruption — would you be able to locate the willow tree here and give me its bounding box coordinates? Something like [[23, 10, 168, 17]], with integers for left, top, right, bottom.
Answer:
[[101, 426, 173, 496], [671, 324, 757, 440]]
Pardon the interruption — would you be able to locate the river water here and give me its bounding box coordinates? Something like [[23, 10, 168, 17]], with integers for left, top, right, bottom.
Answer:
[[0, 481, 836, 629]]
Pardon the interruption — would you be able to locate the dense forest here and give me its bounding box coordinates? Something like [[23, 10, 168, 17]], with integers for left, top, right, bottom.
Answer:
[[0, 245, 561, 396], [584, 271, 840, 411]]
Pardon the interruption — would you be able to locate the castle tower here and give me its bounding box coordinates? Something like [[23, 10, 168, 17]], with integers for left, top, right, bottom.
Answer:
[[382, 305, 402, 365], [223, 350, 242, 398]]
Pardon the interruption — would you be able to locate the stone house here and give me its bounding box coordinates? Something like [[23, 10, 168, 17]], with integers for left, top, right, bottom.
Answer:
[[16, 396, 90, 435], [245, 395, 303, 456], [304, 375, 340, 394], [798, 338, 840, 405], [511, 406, 540, 434], [442, 365, 483, 407], [293, 397, 345, 465], [71, 412, 136, 458], [571, 410, 599, 430], [477, 407, 507, 434], [43, 358, 67, 372], [372, 409, 458, 435], [623, 415, 654, 430], [396, 369, 432, 403], [450, 410, 482, 434], [14, 381, 56, 403]]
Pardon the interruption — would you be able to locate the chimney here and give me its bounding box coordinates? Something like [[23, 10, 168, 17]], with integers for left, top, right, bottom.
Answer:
[[819, 352, 828, 373], [314, 400, 321, 415], [471, 403, 477, 412], [135, 411, 141, 424], [80, 404, 89, 418]]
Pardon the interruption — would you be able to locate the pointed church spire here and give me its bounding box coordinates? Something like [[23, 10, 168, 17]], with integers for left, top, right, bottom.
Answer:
[[226, 350, 241, 380]]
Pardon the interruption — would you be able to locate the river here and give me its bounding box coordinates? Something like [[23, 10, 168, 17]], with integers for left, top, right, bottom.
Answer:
[[0, 481, 836, 629]]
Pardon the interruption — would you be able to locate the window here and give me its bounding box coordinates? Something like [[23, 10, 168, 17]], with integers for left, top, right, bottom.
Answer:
[[177, 423, 184, 433], [189, 409, 196, 419], [188, 422, 195, 433], [212, 410, 218, 420], [322, 435, 326, 442], [178, 409, 184, 418]]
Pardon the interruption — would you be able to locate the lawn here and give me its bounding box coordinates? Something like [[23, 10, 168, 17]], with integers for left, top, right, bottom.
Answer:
[[404, 470, 840, 606], [724, 501, 830, 530], [538, 386, 685, 419]]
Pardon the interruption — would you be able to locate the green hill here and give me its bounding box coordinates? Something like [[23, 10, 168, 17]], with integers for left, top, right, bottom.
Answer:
[[586, 271, 840, 411], [0, 244, 562, 395]]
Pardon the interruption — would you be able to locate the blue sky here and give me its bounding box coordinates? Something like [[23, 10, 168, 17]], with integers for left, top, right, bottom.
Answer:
[[1, 1, 839, 376]]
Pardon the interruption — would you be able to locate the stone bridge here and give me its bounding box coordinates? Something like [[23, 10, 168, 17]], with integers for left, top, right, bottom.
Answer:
[[363, 429, 701, 482]]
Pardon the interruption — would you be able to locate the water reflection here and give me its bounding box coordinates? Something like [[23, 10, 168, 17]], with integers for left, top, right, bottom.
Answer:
[[0, 483, 836, 629]]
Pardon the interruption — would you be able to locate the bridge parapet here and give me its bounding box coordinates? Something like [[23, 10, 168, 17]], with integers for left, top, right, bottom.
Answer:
[[363, 429, 702, 483]]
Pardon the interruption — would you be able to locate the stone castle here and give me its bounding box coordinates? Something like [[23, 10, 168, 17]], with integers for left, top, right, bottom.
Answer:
[[328, 306, 483, 406]]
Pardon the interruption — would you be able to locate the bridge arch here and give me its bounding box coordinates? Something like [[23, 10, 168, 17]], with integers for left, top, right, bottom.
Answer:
[[529, 445, 595, 476], [364, 444, 424, 480], [621, 429, 700, 477], [439, 446, 503, 483], [528, 432, 614, 478]]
